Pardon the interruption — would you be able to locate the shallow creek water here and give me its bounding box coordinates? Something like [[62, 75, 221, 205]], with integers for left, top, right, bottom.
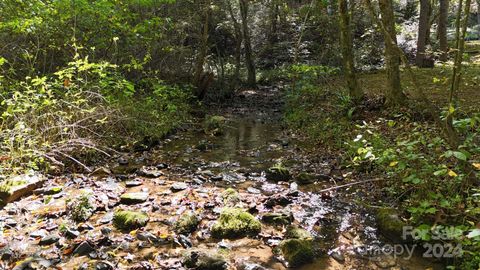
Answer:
[[0, 89, 445, 269]]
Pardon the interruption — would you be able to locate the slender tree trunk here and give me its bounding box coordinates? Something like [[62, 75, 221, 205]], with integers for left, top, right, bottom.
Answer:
[[477, 0, 480, 35], [227, 0, 242, 82], [239, 0, 256, 87], [445, 0, 471, 149], [378, 0, 406, 105], [416, 0, 432, 66], [269, 0, 279, 43], [339, 0, 363, 101], [193, 0, 211, 95], [438, 0, 449, 61]]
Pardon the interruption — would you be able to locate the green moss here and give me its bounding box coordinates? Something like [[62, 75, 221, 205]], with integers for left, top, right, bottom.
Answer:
[[295, 172, 316, 185], [113, 210, 149, 231], [376, 208, 407, 243], [0, 179, 27, 194], [211, 208, 261, 239], [279, 238, 314, 267], [261, 212, 293, 225], [266, 163, 291, 182], [285, 226, 312, 239], [222, 188, 240, 206], [174, 212, 200, 235]]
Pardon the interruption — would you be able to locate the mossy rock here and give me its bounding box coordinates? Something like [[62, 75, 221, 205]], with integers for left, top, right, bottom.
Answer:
[[266, 164, 291, 182], [211, 208, 261, 239], [120, 192, 149, 204], [183, 250, 227, 270], [295, 172, 316, 185], [113, 210, 149, 231], [67, 194, 95, 222], [204, 116, 226, 136], [285, 225, 312, 240], [174, 212, 200, 235], [261, 212, 293, 225], [376, 207, 407, 243], [222, 188, 240, 206], [279, 238, 314, 267]]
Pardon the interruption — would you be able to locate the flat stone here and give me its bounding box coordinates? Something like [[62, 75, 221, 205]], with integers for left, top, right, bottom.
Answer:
[[120, 192, 149, 204], [39, 235, 60, 245], [0, 174, 45, 204], [65, 229, 80, 239], [138, 167, 162, 178], [99, 212, 114, 224], [247, 187, 261, 194], [125, 179, 143, 187], [33, 186, 63, 195], [170, 182, 188, 192], [30, 230, 47, 238]]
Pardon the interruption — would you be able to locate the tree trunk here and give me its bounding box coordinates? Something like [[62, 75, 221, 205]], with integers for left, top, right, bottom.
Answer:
[[339, 0, 363, 101], [227, 0, 242, 82], [239, 0, 256, 87], [379, 0, 406, 105], [193, 0, 211, 98], [477, 0, 480, 35], [438, 0, 449, 61], [269, 0, 279, 43], [416, 0, 432, 66]]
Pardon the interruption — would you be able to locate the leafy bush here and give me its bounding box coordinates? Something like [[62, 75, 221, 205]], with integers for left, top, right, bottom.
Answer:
[[0, 56, 191, 174]]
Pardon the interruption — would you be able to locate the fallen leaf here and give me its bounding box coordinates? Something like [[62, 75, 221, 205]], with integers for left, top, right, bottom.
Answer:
[[448, 170, 458, 177]]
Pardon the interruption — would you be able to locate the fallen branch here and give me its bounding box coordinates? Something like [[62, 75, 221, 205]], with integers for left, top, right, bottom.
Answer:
[[317, 178, 385, 193]]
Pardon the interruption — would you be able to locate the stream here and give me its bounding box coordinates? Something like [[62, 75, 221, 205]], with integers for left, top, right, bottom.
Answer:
[[0, 87, 444, 269]]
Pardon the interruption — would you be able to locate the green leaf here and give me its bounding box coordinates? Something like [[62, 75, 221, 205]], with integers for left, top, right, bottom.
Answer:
[[452, 151, 467, 161]]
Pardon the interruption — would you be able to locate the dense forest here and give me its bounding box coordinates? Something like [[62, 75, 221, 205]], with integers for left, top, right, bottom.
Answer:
[[0, 0, 479, 269]]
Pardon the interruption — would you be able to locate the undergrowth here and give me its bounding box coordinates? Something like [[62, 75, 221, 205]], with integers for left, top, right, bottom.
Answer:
[[0, 55, 191, 175], [284, 64, 480, 269]]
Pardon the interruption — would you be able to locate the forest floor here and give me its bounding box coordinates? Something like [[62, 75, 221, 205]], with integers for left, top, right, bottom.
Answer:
[[0, 83, 448, 269], [360, 65, 480, 112]]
